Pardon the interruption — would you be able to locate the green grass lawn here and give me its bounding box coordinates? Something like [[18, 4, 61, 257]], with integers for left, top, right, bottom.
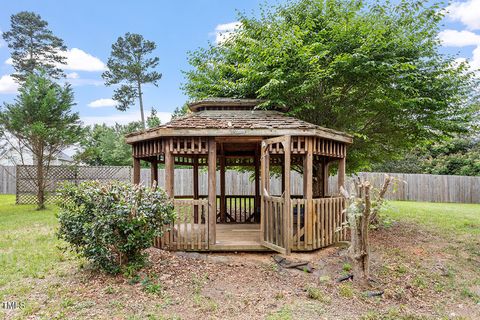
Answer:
[[383, 200, 480, 237], [0, 195, 71, 302]]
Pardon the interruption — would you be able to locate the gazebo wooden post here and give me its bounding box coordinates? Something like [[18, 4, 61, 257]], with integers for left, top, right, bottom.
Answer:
[[133, 157, 141, 184], [208, 138, 217, 245], [193, 156, 199, 222], [254, 147, 260, 222], [323, 159, 330, 196], [313, 156, 324, 198], [283, 136, 292, 255], [165, 139, 174, 198], [304, 137, 314, 246], [338, 154, 346, 192], [150, 160, 158, 188], [219, 146, 226, 223], [281, 162, 285, 194]]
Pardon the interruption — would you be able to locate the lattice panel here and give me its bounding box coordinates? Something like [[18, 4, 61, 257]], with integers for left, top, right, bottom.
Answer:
[[16, 165, 132, 205]]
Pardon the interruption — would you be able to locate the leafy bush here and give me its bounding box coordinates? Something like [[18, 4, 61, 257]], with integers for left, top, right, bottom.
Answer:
[[57, 181, 175, 273]]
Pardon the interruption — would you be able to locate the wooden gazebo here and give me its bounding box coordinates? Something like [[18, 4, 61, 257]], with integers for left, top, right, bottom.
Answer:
[[126, 98, 352, 254]]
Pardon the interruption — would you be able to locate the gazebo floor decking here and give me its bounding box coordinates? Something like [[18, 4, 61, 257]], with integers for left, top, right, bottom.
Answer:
[[212, 223, 265, 251]]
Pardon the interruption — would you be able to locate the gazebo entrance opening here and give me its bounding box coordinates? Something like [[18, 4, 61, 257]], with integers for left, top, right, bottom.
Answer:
[[126, 98, 352, 253], [214, 139, 262, 248]]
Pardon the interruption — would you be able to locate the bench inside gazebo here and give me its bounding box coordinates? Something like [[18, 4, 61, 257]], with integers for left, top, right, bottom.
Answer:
[[126, 98, 352, 254]]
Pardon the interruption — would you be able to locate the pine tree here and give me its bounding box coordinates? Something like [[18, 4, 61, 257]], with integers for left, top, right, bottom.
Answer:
[[0, 71, 83, 209], [102, 33, 162, 129], [2, 11, 67, 81]]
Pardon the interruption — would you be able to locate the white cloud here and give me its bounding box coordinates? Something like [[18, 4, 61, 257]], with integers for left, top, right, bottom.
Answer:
[[471, 46, 480, 70], [81, 111, 172, 126], [66, 72, 79, 79], [446, 0, 480, 30], [5, 48, 106, 72], [214, 21, 241, 44], [439, 29, 480, 47], [88, 98, 118, 108], [0, 75, 19, 94], [61, 48, 106, 72]]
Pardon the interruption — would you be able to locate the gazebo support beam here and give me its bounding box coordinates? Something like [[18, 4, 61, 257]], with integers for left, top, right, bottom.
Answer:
[[323, 159, 330, 196], [165, 140, 174, 197], [150, 160, 158, 188], [133, 157, 141, 184], [338, 155, 346, 192], [193, 156, 199, 222], [254, 146, 260, 222], [220, 146, 226, 223], [208, 138, 217, 245], [304, 137, 313, 246]]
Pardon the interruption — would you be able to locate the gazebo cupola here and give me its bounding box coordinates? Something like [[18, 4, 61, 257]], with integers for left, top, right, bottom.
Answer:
[[126, 98, 352, 254]]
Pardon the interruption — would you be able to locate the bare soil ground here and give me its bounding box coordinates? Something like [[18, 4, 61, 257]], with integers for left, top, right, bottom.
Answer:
[[6, 221, 480, 320]]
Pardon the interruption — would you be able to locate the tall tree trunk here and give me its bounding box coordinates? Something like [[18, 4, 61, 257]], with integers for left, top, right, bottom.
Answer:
[[137, 81, 145, 129], [36, 149, 45, 210]]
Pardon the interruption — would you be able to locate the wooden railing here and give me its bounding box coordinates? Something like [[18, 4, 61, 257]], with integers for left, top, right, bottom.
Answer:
[[262, 195, 288, 252], [157, 196, 347, 252], [174, 195, 257, 223], [291, 198, 306, 249], [155, 199, 209, 250], [291, 197, 347, 250], [220, 195, 256, 223]]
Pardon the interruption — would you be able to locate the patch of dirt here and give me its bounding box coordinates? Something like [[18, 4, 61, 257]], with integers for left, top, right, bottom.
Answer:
[[8, 222, 480, 320]]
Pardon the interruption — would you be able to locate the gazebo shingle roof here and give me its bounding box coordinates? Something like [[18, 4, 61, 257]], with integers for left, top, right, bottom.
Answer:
[[125, 98, 352, 143], [161, 110, 318, 130]]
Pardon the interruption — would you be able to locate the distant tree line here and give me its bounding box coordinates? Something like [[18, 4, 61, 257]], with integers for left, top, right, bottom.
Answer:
[[373, 135, 480, 176]]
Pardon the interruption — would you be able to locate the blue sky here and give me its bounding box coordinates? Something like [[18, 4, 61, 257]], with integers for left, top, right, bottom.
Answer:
[[0, 0, 479, 127]]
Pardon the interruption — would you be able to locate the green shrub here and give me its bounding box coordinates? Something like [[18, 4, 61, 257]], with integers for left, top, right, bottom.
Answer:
[[57, 181, 175, 273]]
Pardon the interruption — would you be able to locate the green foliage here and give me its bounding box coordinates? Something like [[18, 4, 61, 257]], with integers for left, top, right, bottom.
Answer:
[[75, 122, 142, 166], [74, 109, 161, 166], [342, 263, 352, 272], [147, 108, 162, 128], [306, 286, 330, 303], [0, 71, 83, 209], [56, 181, 175, 273], [171, 103, 189, 119], [102, 32, 162, 128], [183, 0, 479, 172], [2, 11, 66, 81], [141, 275, 163, 295], [373, 135, 480, 176]]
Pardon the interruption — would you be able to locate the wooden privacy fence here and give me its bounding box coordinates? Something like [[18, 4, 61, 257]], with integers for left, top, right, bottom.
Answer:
[[140, 170, 480, 204], [1, 165, 479, 203], [0, 166, 16, 194]]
